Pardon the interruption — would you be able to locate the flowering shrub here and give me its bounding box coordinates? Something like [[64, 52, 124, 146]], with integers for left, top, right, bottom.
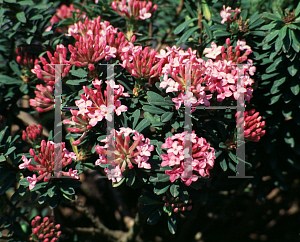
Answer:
[[0, 0, 299, 241]]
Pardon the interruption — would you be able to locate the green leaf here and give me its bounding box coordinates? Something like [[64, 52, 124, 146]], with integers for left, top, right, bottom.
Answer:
[[16, 12, 26, 23], [295, 2, 300, 17], [275, 37, 283, 52], [168, 213, 178, 234], [0, 155, 5, 162], [278, 26, 287, 40], [66, 79, 87, 85], [177, 26, 199, 43], [26, 36, 34, 45], [287, 62, 298, 76], [269, 94, 282, 105], [150, 173, 170, 183], [214, 31, 230, 38], [249, 19, 265, 29], [174, 18, 198, 35], [131, 109, 140, 129], [134, 118, 150, 133], [144, 111, 156, 122], [4, 147, 16, 156], [220, 159, 227, 171], [154, 183, 170, 195], [291, 30, 300, 52], [0, 75, 22, 85], [47, 185, 56, 198], [290, 79, 300, 96], [147, 209, 162, 225], [202, 19, 212, 40], [142, 105, 165, 114], [249, 12, 261, 24], [170, 184, 180, 197], [18, 1, 34, 5], [30, 14, 43, 21], [69, 69, 87, 78], [265, 56, 283, 73], [4, 0, 16, 3], [282, 31, 291, 53], [161, 112, 173, 122], [9, 61, 22, 77], [264, 30, 279, 43], [60, 186, 75, 195]]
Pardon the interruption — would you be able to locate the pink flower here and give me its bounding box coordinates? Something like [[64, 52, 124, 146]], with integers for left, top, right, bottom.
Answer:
[[30, 216, 61, 241], [161, 131, 215, 186], [19, 155, 32, 169], [120, 46, 163, 85], [22, 124, 43, 144], [111, 0, 157, 21], [27, 174, 37, 190], [29, 84, 55, 113], [67, 17, 118, 68], [236, 109, 266, 142], [21, 140, 79, 190], [47, 4, 86, 33], [95, 128, 153, 182], [31, 44, 71, 85], [64, 79, 129, 145], [220, 5, 241, 24], [16, 45, 41, 70], [204, 42, 223, 59]]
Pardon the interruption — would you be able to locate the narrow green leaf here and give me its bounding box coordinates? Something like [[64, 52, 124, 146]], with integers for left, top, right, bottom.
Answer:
[[135, 118, 150, 133], [30, 14, 43, 21], [295, 2, 300, 17], [161, 112, 173, 123], [220, 159, 227, 171], [168, 213, 178, 234], [131, 109, 140, 129], [274, 37, 283, 52], [142, 105, 165, 114], [202, 19, 212, 40], [178, 26, 199, 43], [9, 61, 22, 77], [0, 75, 22, 85], [174, 18, 198, 35], [278, 26, 287, 40]]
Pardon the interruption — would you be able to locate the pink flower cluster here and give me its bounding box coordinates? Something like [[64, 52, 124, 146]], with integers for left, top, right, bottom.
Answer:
[[19, 140, 78, 190], [120, 46, 164, 85], [67, 17, 118, 69], [220, 5, 241, 24], [22, 124, 43, 144], [162, 196, 193, 213], [29, 84, 55, 113], [16, 45, 40, 69], [63, 79, 129, 145], [236, 109, 266, 142], [161, 131, 215, 186], [46, 4, 86, 33], [159, 38, 255, 109], [112, 0, 157, 20], [31, 44, 71, 86], [95, 128, 154, 182], [30, 216, 61, 242]]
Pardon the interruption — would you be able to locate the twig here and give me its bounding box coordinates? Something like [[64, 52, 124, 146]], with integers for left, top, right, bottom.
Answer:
[[155, 0, 184, 52]]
